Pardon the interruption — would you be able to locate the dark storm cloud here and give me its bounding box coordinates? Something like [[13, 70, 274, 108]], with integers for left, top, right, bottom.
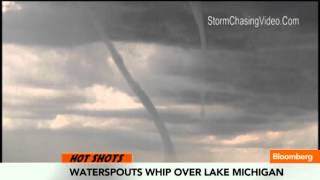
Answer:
[[137, 44, 317, 115], [3, 2, 317, 113], [3, 2, 317, 50]]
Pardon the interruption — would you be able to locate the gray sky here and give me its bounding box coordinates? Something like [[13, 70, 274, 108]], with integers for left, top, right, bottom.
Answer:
[[2, 1, 318, 162]]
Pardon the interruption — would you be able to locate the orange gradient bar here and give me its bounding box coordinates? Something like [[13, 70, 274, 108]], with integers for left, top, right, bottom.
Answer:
[[61, 152, 133, 163], [270, 149, 320, 163]]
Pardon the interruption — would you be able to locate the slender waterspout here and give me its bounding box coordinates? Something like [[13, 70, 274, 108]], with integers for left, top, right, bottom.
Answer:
[[190, 1, 208, 121], [86, 8, 176, 161]]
